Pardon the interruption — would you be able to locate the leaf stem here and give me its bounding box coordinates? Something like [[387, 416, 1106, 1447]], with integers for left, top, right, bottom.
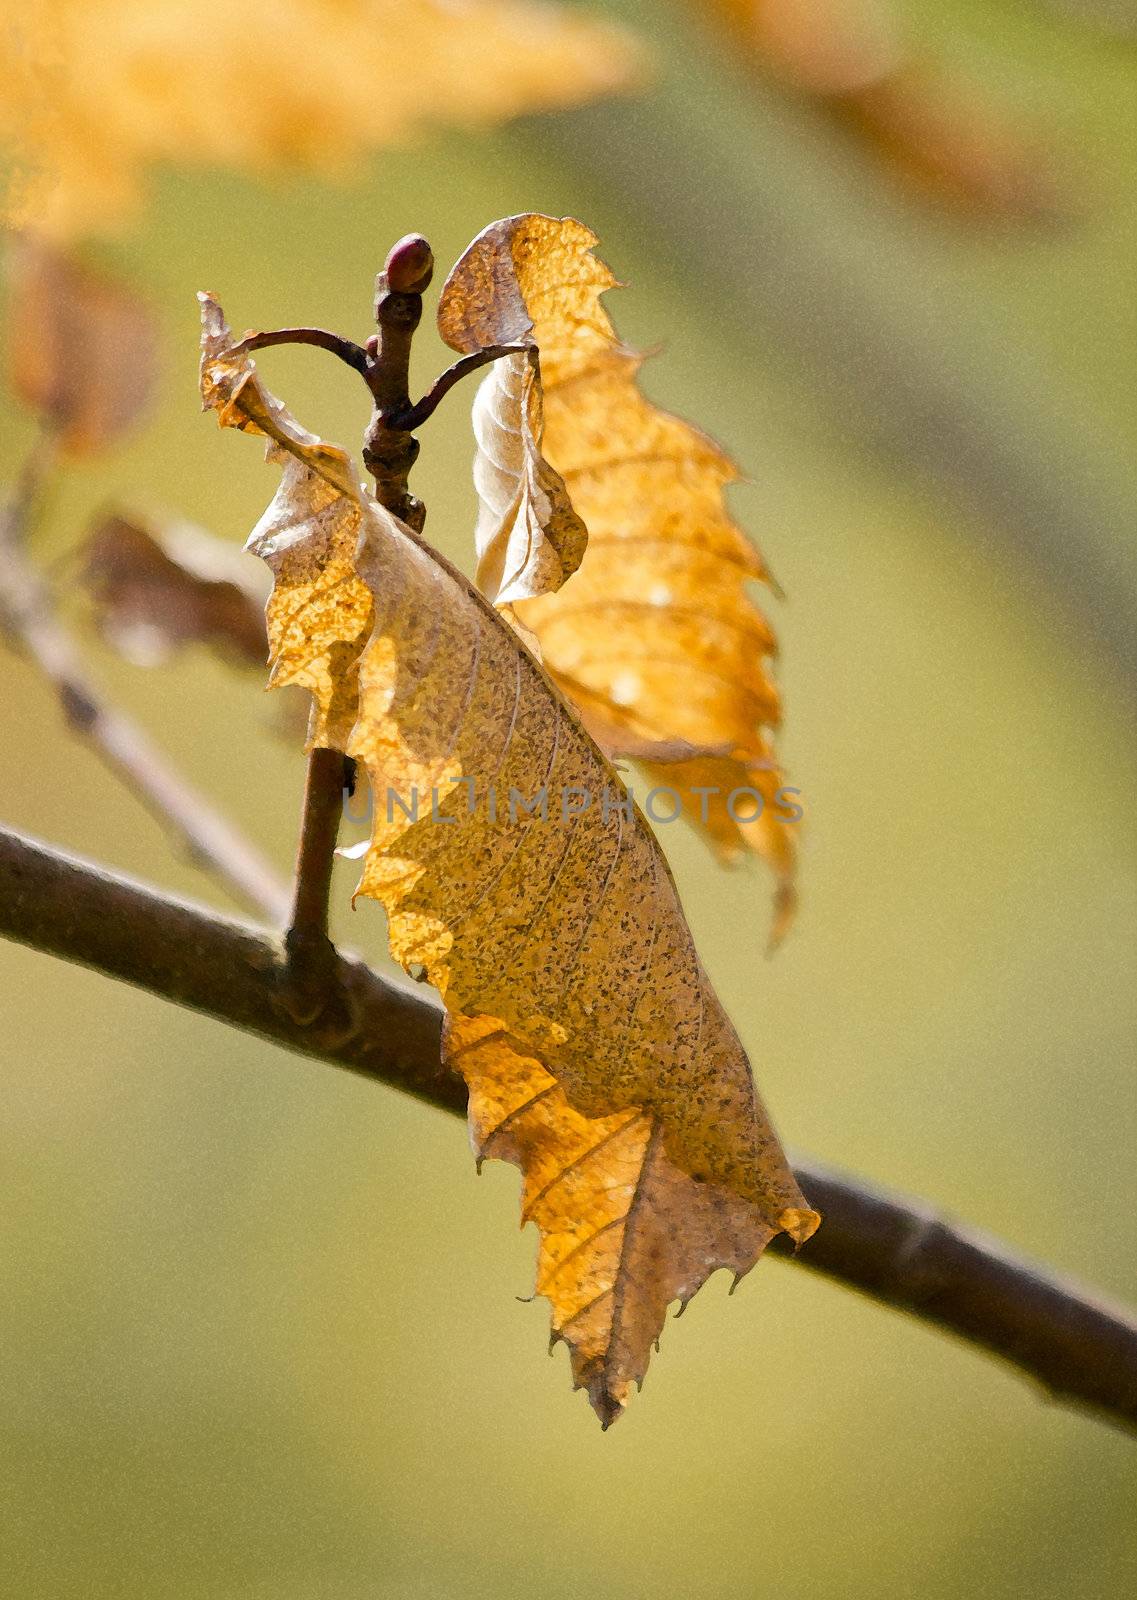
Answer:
[[280, 745, 352, 1025], [289, 747, 348, 939], [386, 344, 530, 432], [221, 326, 370, 377]]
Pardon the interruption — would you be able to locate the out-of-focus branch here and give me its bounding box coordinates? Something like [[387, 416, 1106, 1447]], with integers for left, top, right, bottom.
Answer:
[[0, 447, 290, 925], [2, 822, 1134, 1437]]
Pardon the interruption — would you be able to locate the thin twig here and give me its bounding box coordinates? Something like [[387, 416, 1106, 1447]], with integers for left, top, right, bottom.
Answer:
[[387, 343, 530, 432], [0, 448, 290, 926], [280, 745, 351, 1024], [220, 329, 528, 432], [222, 326, 370, 376], [1, 821, 1134, 1436], [289, 747, 348, 941]]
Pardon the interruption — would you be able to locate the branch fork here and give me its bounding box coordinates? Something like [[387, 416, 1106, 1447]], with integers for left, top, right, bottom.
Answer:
[[219, 234, 526, 532]]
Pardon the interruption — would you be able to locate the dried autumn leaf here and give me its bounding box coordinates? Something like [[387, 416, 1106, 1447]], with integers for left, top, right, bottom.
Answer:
[[1, 1, 643, 239], [6, 237, 157, 453], [200, 292, 818, 1423], [439, 214, 799, 939], [78, 512, 269, 668], [199, 295, 369, 751]]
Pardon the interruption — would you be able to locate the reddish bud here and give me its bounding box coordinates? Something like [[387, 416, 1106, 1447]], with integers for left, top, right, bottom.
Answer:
[[383, 234, 434, 294]]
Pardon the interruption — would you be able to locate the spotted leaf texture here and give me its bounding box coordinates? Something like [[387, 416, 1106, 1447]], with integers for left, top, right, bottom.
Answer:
[[438, 214, 799, 942], [200, 291, 818, 1424]]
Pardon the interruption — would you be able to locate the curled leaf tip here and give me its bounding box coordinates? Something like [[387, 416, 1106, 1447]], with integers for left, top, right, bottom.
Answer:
[[439, 220, 593, 607], [593, 1386, 627, 1430], [781, 1206, 822, 1249]]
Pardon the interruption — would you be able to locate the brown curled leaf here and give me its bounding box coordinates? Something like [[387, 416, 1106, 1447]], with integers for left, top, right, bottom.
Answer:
[[700, 0, 1059, 220], [829, 68, 1060, 222], [79, 511, 269, 668], [200, 292, 818, 1423], [440, 215, 799, 939], [6, 236, 157, 453]]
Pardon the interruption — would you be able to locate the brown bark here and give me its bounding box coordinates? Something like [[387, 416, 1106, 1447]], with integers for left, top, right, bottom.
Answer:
[[2, 821, 1134, 1436]]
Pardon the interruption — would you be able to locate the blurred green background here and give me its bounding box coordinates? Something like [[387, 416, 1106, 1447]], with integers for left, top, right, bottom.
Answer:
[[2, 2, 1136, 1596]]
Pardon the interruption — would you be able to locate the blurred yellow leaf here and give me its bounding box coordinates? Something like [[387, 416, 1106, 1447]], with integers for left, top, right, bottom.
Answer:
[[440, 214, 800, 940], [0, 0, 643, 239], [200, 289, 818, 1424]]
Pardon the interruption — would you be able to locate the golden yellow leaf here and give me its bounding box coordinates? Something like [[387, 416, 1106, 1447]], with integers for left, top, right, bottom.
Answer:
[[200, 293, 818, 1423], [453, 1017, 816, 1423], [1, 1, 643, 239], [439, 215, 800, 940]]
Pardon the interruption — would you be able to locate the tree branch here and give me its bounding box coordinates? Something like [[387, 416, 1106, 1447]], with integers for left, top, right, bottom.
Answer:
[[1, 822, 1134, 1435], [0, 822, 451, 1107], [0, 448, 290, 926]]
